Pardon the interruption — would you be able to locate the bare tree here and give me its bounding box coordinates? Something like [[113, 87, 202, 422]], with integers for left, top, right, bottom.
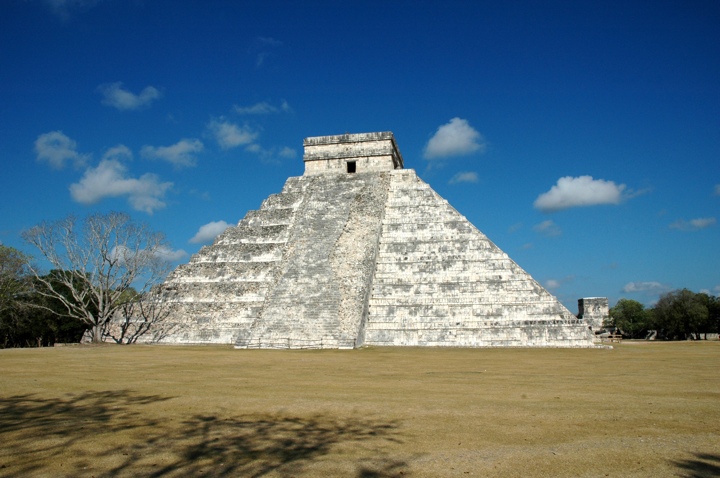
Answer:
[[110, 287, 175, 344], [22, 212, 172, 343]]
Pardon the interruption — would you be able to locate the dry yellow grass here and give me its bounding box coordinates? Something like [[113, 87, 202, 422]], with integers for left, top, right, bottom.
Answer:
[[0, 342, 718, 477]]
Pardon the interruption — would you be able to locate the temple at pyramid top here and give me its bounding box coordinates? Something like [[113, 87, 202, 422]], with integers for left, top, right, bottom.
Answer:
[[303, 132, 404, 175]]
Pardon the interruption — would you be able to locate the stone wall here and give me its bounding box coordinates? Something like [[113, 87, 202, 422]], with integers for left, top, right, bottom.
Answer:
[[578, 297, 610, 332], [303, 132, 403, 175]]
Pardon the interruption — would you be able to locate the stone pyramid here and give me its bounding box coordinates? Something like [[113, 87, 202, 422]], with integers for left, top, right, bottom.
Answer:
[[157, 132, 597, 348]]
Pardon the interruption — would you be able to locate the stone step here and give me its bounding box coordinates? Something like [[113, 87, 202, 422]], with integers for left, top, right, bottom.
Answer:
[[369, 296, 562, 305], [261, 191, 304, 210], [190, 242, 284, 263], [166, 261, 279, 283], [374, 254, 510, 266], [377, 240, 497, 253], [366, 319, 584, 331], [165, 301, 263, 318], [371, 273, 538, 284], [370, 283, 557, 296], [162, 281, 270, 301], [367, 304, 574, 320], [373, 264, 511, 275], [242, 207, 295, 226], [381, 222, 477, 234], [216, 224, 290, 244]]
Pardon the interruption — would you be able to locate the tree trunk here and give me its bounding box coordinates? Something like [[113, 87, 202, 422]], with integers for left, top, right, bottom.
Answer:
[[92, 325, 103, 343]]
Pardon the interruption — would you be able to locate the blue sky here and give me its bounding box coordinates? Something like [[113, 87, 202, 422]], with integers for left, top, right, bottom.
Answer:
[[1, 0, 718, 312]]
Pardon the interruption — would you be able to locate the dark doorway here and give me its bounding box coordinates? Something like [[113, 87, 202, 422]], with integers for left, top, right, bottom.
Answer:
[[347, 161, 356, 173]]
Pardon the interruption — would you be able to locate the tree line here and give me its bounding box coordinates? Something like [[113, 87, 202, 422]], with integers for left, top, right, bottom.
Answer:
[[1, 247, 85, 347], [1, 212, 172, 348], [609, 290, 720, 340]]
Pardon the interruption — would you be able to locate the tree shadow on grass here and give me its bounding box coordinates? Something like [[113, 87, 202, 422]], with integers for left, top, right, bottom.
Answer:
[[0, 390, 171, 476], [0, 391, 408, 477], [673, 453, 720, 478]]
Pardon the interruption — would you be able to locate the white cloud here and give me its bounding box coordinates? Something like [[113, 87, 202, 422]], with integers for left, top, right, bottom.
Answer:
[[46, 0, 74, 7], [190, 189, 211, 201], [206, 120, 258, 150], [242, 144, 288, 164], [544, 279, 561, 290], [155, 246, 188, 262], [234, 100, 291, 115], [622, 281, 671, 294], [448, 171, 479, 184], [102, 144, 133, 161], [141, 139, 203, 168], [533, 220, 562, 237], [689, 217, 716, 229], [256, 36, 283, 47], [423, 118, 486, 159], [278, 146, 297, 159], [189, 221, 232, 244], [34, 131, 89, 169], [252, 37, 283, 68], [534, 175, 627, 212], [44, 0, 101, 19], [669, 217, 717, 231], [543, 276, 574, 290], [234, 102, 276, 115], [508, 223, 523, 234], [98, 82, 161, 111], [70, 146, 172, 214]]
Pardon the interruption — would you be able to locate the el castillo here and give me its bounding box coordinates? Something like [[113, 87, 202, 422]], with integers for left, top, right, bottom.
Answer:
[[150, 132, 608, 348]]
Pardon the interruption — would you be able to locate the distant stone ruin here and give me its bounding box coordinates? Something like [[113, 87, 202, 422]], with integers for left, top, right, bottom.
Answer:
[[577, 297, 610, 331], [155, 132, 602, 348]]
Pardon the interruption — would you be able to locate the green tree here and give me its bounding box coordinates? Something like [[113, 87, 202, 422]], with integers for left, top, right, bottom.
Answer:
[[22, 212, 171, 343], [1, 266, 87, 347], [652, 289, 709, 340], [694, 292, 719, 338], [709, 295, 720, 335], [0, 245, 30, 316], [609, 298, 651, 338], [0, 245, 32, 347], [32, 271, 93, 343]]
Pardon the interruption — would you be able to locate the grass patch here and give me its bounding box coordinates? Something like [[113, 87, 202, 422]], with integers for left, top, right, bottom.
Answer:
[[1, 342, 718, 477]]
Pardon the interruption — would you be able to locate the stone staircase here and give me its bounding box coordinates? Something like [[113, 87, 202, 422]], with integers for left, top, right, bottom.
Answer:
[[235, 171, 389, 348]]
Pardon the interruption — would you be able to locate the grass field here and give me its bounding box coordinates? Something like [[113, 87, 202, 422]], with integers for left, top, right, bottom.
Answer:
[[0, 342, 718, 477]]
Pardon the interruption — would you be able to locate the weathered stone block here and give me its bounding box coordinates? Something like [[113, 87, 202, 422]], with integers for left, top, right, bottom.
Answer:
[[578, 297, 609, 332]]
